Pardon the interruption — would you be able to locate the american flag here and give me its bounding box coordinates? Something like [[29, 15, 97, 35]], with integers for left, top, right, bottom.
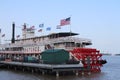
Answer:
[[60, 17, 70, 26]]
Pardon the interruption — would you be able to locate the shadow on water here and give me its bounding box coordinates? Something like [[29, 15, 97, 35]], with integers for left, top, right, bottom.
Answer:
[[0, 68, 106, 80]]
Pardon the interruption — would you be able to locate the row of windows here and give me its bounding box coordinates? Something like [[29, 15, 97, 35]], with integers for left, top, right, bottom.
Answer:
[[16, 37, 49, 43], [24, 46, 43, 52]]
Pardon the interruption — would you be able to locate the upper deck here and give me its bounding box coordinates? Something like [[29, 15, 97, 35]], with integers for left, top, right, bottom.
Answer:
[[0, 32, 92, 54]]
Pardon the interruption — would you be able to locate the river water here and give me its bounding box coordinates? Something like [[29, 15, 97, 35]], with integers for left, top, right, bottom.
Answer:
[[0, 56, 119, 80]]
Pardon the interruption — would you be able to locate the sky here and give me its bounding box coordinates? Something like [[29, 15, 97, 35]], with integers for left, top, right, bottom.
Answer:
[[0, 0, 120, 54]]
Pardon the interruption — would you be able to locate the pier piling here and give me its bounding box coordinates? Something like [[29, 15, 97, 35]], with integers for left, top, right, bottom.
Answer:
[[23, 68, 24, 72], [82, 72, 84, 75], [75, 71, 79, 76], [88, 72, 91, 75], [14, 67, 17, 71], [56, 71, 59, 77], [42, 71, 45, 75], [32, 69, 34, 73]]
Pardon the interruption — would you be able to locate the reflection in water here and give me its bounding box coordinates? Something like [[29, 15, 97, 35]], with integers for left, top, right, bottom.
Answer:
[[0, 56, 120, 80]]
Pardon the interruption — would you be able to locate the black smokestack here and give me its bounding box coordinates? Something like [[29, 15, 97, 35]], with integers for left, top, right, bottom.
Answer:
[[11, 22, 15, 43]]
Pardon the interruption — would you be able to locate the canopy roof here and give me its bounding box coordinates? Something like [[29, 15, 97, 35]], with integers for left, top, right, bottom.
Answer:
[[16, 32, 79, 41], [48, 32, 79, 37]]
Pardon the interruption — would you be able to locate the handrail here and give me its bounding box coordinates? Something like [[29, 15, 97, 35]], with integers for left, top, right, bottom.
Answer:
[[0, 37, 91, 48]]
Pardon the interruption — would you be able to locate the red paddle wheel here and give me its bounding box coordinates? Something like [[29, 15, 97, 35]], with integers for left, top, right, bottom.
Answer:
[[70, 48, 103, 72]]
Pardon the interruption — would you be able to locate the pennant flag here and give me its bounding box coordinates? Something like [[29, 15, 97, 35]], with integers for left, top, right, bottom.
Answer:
[[56, 25, 61, 29], [39, 23, 44, 28], [46, 27, 51, 31], [38, 29, 42, 32], [60, 17, 71, 26], [16, 35, 20, 38], [30, 26, 35, 30], [2, 34, 5, 37]]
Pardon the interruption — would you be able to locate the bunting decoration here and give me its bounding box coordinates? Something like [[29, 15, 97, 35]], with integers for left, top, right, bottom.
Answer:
[[30, 26, 35, 30], [16, 35, 20, 38], [38, 29, 42, 32], [2, 34, 5, 37]]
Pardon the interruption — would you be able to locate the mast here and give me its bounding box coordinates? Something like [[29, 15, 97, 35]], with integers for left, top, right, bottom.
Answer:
[[0, 29, 1, 44]]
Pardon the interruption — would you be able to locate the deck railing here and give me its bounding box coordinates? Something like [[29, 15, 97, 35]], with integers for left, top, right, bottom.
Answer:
[[0, 37, 91, 48]]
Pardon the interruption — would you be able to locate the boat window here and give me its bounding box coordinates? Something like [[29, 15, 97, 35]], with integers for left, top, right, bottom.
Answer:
[[76, 43, 80, 47], [65, 42, 75, 47]]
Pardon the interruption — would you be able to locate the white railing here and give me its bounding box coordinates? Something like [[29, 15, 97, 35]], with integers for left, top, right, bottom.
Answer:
[[0, 37, 91, 48], [49, 37, 91, 44], [0, 50, 41, 54], [0, 51, 23, 54]]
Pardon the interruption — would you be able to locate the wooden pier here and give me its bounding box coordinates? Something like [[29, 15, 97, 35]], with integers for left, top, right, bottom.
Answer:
[[0, 61, 83, 77]]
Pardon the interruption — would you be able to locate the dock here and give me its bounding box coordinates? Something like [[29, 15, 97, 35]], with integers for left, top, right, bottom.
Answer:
[[0, 61, 83, 76]]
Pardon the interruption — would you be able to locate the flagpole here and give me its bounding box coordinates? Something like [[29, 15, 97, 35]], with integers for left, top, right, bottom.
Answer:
[[3, 35, 5, 44], [70, 17, 71, 36], [0, 29, 1, 44], [69, 16, 75, 49], [69, 16, 72, 49], [69, 15, 72, 35]]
